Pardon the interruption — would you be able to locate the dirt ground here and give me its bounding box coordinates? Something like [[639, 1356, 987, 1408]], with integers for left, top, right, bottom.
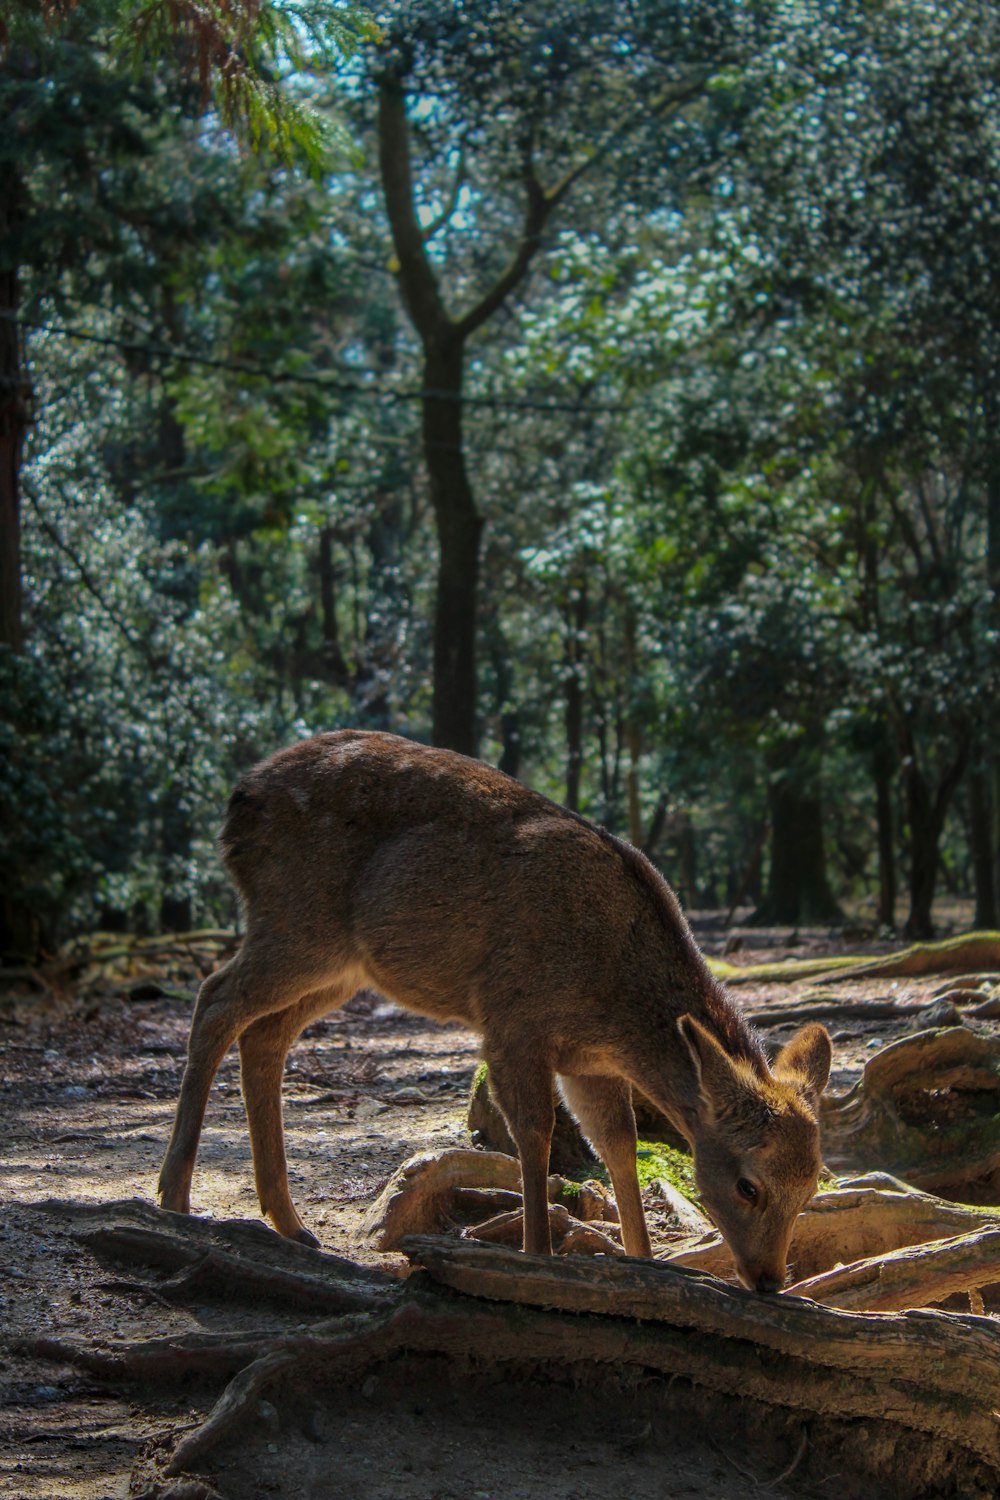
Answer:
[[0, 918, 995, 1500]]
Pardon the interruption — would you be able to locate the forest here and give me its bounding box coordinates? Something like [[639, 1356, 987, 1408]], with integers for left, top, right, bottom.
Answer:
[[2, 0, 999, 954]]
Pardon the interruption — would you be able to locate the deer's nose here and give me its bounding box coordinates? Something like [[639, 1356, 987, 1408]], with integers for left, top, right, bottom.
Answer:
[[755, 1272, 783, 1295]]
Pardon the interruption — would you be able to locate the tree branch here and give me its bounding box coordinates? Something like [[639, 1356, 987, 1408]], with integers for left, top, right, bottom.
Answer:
[[422, 146, 467, 243], [377, 74, 452, 343], [455, 71, 714, 343]]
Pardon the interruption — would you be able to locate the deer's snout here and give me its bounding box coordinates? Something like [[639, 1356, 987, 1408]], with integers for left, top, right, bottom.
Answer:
[[736, 1261, 787, 1295]]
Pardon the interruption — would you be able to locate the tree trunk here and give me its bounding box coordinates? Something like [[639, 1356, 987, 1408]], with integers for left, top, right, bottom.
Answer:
[[377, 68, 564, 758], [563, 581, 587, 811], [0, 163, 27, 653], [423, 339, 482, 755], [873, 738, 897, 930], [159, 796, 193, 933], [0, 165, 38, 958], [487, 628, 520, 777], [969, 768, 998, 930], [753, 743, 842, 926], [897, 720, 969, 941]]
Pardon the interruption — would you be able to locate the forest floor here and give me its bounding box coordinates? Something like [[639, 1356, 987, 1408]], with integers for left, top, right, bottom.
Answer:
[[0, 909, 992, 1500]]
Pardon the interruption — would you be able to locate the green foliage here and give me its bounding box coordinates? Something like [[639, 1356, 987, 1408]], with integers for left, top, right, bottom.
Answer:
[[5, 0, 1000, 951]]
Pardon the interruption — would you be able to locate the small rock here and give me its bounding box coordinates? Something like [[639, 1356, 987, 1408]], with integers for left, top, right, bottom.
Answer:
[[355, 1098, 389, 1121]]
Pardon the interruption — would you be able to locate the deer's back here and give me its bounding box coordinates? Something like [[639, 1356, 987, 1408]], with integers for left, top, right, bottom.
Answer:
[[219, 731, 702, 1041]]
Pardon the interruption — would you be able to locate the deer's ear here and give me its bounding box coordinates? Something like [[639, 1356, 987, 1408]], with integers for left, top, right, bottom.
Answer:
[[772, 1023, 832, 1110], [677, 1014, 745, 1119]]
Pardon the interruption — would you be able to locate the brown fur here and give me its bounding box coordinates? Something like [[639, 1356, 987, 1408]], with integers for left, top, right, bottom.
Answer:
[[159, 730, 831, 1291]]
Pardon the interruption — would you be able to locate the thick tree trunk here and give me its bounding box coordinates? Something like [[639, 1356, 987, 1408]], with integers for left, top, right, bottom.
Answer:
[[423, 339, 482, 756], [903, 759, 941, 940], [897, 720, 969, 940], [969, 768, 998, 930], [753, 743, 842, 926]]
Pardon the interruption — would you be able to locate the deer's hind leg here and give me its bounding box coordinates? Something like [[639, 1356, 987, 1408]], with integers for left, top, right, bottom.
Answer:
[[237, 980, 359, 1244], [158, 942, 349, 1223], [558, 1074, 652, 1258]]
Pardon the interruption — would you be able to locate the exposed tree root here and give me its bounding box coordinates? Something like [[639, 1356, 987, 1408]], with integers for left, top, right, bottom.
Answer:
[[361, 1148, 618, 1250], [745, 994, 965, 1028], [400, 1237, 1000, 1471], [665, 1174, 1000, 1283], [788, 1226, 1000, 1310], [19, 1200, 1000, 1491], [41, 1196, 396, 1310], [714, 932, 1000, 986], [462, 1201, 623, 1254], [819, 1027, 1000, 1197]]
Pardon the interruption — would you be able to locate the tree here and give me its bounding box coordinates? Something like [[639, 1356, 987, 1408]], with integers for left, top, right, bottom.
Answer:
[[371, 0, 756, 754], [0, 0, 367, 952]]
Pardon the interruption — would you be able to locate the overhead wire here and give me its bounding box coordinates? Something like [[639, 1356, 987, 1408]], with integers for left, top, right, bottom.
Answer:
[[1, 309, 633, 418]]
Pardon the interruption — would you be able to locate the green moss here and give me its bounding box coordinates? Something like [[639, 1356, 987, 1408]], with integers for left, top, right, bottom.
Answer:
[[635, 1139, 699, 1199], [471, 1060, 490, 1094]]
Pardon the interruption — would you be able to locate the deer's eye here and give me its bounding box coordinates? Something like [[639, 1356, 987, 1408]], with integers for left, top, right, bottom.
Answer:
[[737, 1178, 758, 1204]]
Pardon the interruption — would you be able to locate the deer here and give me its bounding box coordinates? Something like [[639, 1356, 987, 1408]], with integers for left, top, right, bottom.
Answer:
[[158, 729, 832, 1293]]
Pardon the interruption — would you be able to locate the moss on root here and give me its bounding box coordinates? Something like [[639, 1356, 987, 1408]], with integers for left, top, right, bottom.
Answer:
[[635, 1140, 699, 1199]]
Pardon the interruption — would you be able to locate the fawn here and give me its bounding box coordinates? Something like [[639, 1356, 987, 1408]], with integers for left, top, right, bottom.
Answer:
[[159, 729, 831, 1292]]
